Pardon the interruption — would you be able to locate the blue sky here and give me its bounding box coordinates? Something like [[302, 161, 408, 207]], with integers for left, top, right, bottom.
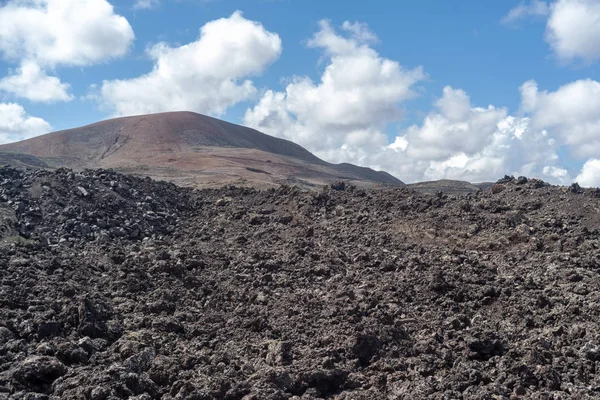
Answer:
[[0, 0, 599, 185]]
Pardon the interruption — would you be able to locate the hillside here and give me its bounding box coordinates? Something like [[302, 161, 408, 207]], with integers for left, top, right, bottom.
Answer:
[[0, 112, 402, 189]]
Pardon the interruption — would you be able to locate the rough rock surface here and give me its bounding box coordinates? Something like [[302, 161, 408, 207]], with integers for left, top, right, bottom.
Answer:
[[1, 167, 600, 399]]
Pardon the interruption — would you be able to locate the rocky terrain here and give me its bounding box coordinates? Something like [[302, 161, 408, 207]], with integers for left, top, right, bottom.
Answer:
[[1, 167, 600, 399], [407, 180, 493, 196]]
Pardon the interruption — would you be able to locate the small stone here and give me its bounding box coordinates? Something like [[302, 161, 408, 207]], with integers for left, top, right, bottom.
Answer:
[[36, 342, 55, 356], [514, 385, 527, 396], [330, 180, 346, 191], [90, 386, 111, 400], [37, 321, 61, 339], [95, 231, 111, 243], [10, 356, 67, 389], [77, 186, 89, 197], [0, 327, 15, 344], [491, 184, 505, 194], [56, 342, 90, 365], [249, 215, 266, 225], [266, 341, 292, 366], [124, 348, 156, 373], [18, 393, 49, 400], [276, 215, 293, 225]]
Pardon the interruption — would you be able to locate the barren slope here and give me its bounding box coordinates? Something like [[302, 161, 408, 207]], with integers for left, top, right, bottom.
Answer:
[[0, 112, 402, 188]]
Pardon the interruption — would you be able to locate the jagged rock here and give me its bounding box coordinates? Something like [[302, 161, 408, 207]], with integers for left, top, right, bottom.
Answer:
[[491, 183, 505, 194], [0, 327, 15, 344], [78, 299, 108, 339], [9, 356, 67, 390], [265, 341, 292, 366], [124, 348, 156, 373], [77, 186, 89, 197], [36, 322, 61, 340], [0, 167, 599, 398], [330, 180, 346, 191]]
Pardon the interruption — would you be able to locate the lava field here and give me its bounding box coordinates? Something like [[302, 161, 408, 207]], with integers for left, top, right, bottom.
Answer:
[[1, 166, 600, 399]]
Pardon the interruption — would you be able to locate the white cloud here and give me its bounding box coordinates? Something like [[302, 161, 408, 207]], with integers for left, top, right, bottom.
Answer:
[[133, 0, 214, 10], [377, 78, 600, 184], [575, 158, 600, 187], [0, 103, 52, 144], [341, 21, 379, 44], [244, 22, 566, 184], [133, 0, 160, 9], [402, 96, 508, 161], [519, 79, 539, 112], [0, 0, 134, 103], [520, 79, 600, 158], [543, 165, 568, 178], [0, 61, 73, 103], [0, 0, 134, 67], [247, 77, 563, 183], [98, 11, 282, 117], [546, 0, 600, 63], [435, 86, 471, 121], [502, 0, 550, 23], [504, 0, 600, 64], [245, 20, 425, 155], [381, 89, 562, 183]]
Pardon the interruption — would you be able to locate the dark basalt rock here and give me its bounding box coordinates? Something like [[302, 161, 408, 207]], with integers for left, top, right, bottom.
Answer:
[[9, 356, 67, 391], [1, 166, 600, 398]]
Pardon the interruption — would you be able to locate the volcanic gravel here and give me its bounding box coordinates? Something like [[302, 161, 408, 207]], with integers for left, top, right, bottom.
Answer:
[[1, 166, 600, 399]]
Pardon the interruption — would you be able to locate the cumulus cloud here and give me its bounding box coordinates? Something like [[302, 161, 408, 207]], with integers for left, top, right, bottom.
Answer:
[[0, 0, 134, 67], [575, 159, 600, 187], [98, 11, 282, 117], [341, 21, 379, 44], [502, 0, 550, 23], [244, 21, 567, 183], [546, 0, 600, 63], [434, 87, 471, 121], [520, 79, 600, 158], [245, 29, 567, 183], [518, 78, 600, 187], [0, 0, 134, 102], [389, 78, 600, 184], [245, 20, 425, 156], [380, 88, 562, 183], [543, 165, 568, 179], [0, 103, 52, 144], [0, 61, 73, 103], [503, 0, 600, 64]]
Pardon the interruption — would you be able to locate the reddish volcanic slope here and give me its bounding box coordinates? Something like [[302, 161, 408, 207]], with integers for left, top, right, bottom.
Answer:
[[0, 111, 403, 188]]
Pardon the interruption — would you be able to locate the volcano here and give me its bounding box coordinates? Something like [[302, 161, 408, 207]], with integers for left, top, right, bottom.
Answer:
[[0, 111, 403, 188]]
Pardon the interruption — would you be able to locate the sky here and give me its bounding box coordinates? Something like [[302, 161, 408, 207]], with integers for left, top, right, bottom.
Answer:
[[0, 0, 599, 185]]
